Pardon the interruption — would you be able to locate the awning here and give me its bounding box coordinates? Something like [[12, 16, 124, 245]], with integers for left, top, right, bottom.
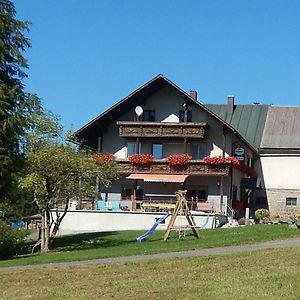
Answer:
[[126, 173, 189, 183]]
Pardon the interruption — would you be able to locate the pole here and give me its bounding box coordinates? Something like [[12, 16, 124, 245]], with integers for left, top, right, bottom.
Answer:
[[220, 175, 224, 213]]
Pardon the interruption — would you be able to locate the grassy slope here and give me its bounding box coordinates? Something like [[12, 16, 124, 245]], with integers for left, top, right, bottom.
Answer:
[[1, 247, 300, 300], [0, 224, 299, 267]]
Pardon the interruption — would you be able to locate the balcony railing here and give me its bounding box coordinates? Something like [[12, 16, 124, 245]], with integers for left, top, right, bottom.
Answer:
[[117, 121, 207, 139], [117, 159, 230, 176]]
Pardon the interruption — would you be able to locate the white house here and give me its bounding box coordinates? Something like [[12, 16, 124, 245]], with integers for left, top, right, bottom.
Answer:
[[75, 75, 259, 217]]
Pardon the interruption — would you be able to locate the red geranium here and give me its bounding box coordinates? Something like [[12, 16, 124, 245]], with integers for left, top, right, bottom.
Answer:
[[93, 152, 115, 164], [203, 155, 257, 177], [129, 154, 154, 165], [225, 156, 240, 167], [203, 155, 227, 165], [166, 154, 192, 166]]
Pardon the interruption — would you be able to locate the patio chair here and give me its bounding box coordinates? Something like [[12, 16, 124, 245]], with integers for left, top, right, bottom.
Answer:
[[97, 200, 108, 211], [111, 201, 122, 212]]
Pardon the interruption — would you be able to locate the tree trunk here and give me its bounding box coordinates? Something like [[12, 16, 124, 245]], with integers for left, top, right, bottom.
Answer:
[[41, 209, 45, 251], [49, 199, 69, 247], [41, 209, 50, 252]]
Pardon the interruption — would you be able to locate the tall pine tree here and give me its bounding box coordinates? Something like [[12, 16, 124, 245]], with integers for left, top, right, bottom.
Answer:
[[0, 0, 32, 201]]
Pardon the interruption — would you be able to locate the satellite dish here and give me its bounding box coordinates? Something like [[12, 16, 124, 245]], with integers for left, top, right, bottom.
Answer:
[[135, 106, 143, 117]]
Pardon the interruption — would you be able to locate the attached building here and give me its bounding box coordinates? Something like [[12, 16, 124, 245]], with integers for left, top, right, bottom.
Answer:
[[260, 106, 300, 216]]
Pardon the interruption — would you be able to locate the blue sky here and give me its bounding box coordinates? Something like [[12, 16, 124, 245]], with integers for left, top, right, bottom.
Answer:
[[15, 0, 300, 130]]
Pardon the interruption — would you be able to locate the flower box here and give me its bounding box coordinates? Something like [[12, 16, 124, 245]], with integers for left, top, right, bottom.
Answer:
[[93, 152, 115, 164], [166, 154, 192, 166], [129, 154, 154, 165], [203, 155, 257, 178]]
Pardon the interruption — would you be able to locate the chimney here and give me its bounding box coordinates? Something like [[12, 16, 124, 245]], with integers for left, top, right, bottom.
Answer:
[[227, 95, 234, 114], [189, 90, 197, 100]]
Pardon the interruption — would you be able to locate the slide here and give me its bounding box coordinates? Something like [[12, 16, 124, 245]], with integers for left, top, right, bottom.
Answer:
[[136, 211, 172, 243]]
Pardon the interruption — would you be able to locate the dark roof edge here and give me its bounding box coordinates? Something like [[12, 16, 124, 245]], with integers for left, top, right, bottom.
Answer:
[[75, 74, 165, 134], [162, 77, 258, 153], [259, 148, 300, 155]]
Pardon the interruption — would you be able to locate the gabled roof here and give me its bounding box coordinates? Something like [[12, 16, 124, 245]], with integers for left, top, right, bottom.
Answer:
[[260, 106, 300, 149], [75, 74, 258, 153], [205, 104, 269, 151]]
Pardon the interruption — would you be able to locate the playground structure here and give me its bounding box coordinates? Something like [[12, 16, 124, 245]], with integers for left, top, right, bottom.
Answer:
[[164, 190, 200, 240], [136, 190, 201, 242], [136, 210, 171, 242]]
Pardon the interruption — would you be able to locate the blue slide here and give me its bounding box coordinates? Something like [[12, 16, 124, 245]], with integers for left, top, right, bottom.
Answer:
[[136, 211, 172, 243]]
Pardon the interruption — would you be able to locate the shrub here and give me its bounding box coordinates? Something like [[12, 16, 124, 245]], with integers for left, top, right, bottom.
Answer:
[[255, 209, 270, 220], [0, 221, 28, 260]]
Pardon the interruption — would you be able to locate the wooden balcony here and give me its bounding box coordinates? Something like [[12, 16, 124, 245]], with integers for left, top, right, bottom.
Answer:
[[117, 159, 230, 176], [117, 121, 207, 139]]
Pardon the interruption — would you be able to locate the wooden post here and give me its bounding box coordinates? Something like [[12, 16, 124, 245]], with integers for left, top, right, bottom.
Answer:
[[220, 175, 224, 213], [132, 180, 137, 211]]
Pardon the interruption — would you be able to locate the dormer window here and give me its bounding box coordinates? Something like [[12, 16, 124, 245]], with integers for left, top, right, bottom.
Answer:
[[179, 110, 192, 122], [143, 110, 155, 121]]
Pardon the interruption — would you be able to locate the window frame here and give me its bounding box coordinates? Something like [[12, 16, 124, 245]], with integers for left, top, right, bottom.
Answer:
[[179, 110, 192, 122], [286, 197, 297, 206], [127, 142, 136, 157], [152, 143, 163, 159], [143, 110, 156, 122], [189, 143, 207, 160]]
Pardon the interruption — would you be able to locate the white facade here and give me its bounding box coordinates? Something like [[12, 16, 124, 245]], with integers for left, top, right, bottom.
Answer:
[[260, 156, 300, 215], [76, 75, 258, 224]]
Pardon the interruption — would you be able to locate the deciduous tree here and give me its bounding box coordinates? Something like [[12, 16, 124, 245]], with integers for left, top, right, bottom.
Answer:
[[20, 143, 118, 252]]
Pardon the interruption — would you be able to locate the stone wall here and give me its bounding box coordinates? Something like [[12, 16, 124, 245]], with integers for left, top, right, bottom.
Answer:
[[266, 189, 300, 216]]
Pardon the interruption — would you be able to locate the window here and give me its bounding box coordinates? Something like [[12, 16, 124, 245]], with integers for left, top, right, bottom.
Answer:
[[127, 142, 136, 157], [152, 143, 163, 159], [187, 190, 207, 201], [143, 110, 155, 121], [179, 110, 192, 122], [286, 197, 297, 206], [121, 187, 132, 200], [189, 143, 207, 159]]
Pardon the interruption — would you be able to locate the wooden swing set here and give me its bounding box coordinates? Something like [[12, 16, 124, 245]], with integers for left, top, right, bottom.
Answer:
[[163, 190, 200, 240]]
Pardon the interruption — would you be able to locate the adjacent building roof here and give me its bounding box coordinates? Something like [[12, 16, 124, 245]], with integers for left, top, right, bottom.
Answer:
[[260, 106, 300, 149], [205, 104, 269, 151]]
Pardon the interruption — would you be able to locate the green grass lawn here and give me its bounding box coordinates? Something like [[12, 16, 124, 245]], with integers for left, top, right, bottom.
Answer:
[[1, 247, 300, 299], [0, 224, 299, 268]]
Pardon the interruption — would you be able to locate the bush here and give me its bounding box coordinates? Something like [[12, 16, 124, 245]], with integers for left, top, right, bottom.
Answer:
[[0, 221, 28, 260], [255, 209, 270, 220]]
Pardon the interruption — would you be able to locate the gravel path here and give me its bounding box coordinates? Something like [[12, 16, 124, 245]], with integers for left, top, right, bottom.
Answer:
[[1, 236, 300, 272]]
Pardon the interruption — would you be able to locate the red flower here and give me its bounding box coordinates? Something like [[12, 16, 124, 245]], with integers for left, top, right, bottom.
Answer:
[[129, 154, 154, 165], [203, 155, 227, 165], [93, 152, 115, 164], [225, 156, 239, 167], [166, 154, 192, 166], [203, 155, 257, 177]]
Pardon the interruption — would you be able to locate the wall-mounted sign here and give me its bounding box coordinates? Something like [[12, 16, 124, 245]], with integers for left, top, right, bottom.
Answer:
[[233, 145, 245, 161]]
